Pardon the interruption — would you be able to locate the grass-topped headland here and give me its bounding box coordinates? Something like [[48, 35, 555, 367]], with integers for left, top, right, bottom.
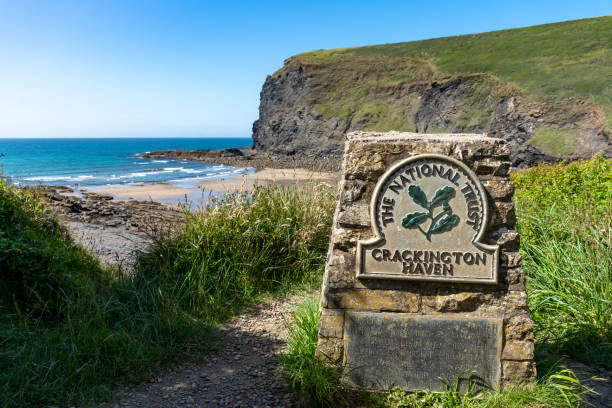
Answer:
[[254, 16, 611, 162]]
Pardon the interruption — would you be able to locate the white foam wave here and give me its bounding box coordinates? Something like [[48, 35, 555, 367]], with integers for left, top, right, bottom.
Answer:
[[24, 175, 95, 182]]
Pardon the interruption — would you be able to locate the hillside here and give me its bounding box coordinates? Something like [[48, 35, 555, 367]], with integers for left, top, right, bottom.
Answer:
[[253, 16, 612, 167]]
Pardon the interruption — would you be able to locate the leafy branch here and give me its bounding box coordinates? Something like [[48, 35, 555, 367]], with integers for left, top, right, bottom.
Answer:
[[401, 185, 459, 241]]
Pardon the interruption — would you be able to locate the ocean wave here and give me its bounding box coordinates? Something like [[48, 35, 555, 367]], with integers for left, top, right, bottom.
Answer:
[[152, 160, 169, 163], [181, 168, 205, 174], [24, 175, 95, 182]]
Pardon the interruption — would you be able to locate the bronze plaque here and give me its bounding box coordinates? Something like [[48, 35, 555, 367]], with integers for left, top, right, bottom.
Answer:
[[357, 154, 499, 283], [344, 312, 502, 391]]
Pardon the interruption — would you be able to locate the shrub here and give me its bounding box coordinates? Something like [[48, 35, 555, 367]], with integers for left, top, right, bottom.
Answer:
[[135, 184, 336, 321], [0, 179, 102, 318], [512, 155, 612, 368], [0, 181, 219, 408]]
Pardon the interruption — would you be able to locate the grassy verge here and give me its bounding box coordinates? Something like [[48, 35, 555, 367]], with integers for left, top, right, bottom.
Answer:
[[0, 181, 335, 407], [281, 298, 345, 407], [0, 180, 220, 407], [512, 155, 612, 368]]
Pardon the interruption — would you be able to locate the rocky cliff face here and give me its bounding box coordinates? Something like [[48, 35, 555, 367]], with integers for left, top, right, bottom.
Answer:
[[252, 56, 610, 169]]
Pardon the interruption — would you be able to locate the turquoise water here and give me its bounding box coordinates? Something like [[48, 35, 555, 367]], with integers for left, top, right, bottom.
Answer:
[[0, 138, 252, 188]]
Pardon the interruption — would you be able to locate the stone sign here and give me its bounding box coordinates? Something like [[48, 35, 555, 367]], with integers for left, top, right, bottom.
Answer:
[[358, 154, 498, 283], [317, 132, 536, 391], [344, 312, 502, 391]]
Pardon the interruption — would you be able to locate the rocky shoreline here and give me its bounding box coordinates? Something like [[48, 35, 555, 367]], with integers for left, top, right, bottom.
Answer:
[[31, 186, 186, 269], [139, 147, 341, 172]]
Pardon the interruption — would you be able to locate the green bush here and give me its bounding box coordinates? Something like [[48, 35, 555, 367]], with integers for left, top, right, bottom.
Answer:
[[0, 179, 101, 318], [135, 184, 335, 321], [512, 154, 611, 245], [512, 155, 612, 368]]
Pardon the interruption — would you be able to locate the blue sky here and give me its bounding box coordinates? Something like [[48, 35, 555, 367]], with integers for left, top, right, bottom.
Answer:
[[0, 1, 610, 138]]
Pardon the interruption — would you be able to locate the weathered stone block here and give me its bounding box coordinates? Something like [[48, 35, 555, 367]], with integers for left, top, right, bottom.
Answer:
[[326, 289, 420, 312], [490, 202, 516, 228], [482, 179, 515, 200], [490, 228, 520, 250], [504, 313, 535, 341], [337, 203, 370, 228], [422, 292, 484, 312], [501, 251, 522, 268], [316, 337, 343, 362], [502, 361, 537, 384], [474, 159, 511, 176], [505, 267, 526, 291], [318, 309, 345, 338], [341, 180, 367, 202], [345, 151, 386, 181], [502, 339, 534, 360]]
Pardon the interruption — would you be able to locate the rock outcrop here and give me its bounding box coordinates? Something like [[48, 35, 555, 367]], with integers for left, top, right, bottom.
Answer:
[[252, 57, 610, 168]]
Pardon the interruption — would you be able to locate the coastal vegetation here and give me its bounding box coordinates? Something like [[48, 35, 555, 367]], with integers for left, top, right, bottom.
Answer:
[[1, 155, 609, 407], [281, 156, 611, 407], [135, 184, 335, 322], [302, 15, 612, 130], [512, 154, 612, 369], [0, 181, 334, 407], [0, 179, 219, 407]]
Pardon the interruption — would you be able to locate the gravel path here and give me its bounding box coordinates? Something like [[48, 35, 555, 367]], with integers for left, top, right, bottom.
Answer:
[[99, 297, 302, 408]]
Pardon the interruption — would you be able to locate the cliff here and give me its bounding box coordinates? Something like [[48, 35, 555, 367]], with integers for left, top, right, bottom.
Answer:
[[253, 16, 612, 168]]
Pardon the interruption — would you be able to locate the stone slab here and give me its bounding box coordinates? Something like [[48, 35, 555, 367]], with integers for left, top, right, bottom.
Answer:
[[344, 312, 502, 391]]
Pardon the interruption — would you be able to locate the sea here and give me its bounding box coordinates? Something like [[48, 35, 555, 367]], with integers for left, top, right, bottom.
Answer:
[[0, 138, 253, 192]]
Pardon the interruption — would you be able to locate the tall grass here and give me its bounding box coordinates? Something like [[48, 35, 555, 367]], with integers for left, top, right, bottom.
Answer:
[[512, 155, 612, 368], [135, 184, 336, 322], [281, 298, 345, 407]]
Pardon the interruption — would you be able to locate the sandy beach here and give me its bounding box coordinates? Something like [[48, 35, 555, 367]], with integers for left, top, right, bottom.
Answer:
[[88, 168, 339, 200], [197, 167, 338, 192]]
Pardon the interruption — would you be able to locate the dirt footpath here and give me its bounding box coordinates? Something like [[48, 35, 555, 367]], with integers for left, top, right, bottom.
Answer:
[[99, 298, 302, 408]]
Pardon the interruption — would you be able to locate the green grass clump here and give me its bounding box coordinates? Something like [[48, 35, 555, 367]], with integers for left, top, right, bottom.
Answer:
[[281, 298, 345, 407], [135, 184, 335, 322], [0, 178, 101, 318], [1, 182, 336, 407], [380, 369, 584, 408], [528, 127, 578, 157], [0, 181, 219, 407], [512, 155, 612, 368]]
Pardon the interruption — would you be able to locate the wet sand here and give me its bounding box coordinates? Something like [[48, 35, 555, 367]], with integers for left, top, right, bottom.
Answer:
[[88, 168, 339, 200], [89, 183, 197, 199]]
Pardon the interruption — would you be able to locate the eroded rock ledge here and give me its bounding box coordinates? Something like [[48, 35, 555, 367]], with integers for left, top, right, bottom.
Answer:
[[139, 148, 340, 172]]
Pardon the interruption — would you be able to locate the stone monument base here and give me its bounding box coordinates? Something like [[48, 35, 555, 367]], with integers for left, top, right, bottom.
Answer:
[[317, 132, 536, 391]]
